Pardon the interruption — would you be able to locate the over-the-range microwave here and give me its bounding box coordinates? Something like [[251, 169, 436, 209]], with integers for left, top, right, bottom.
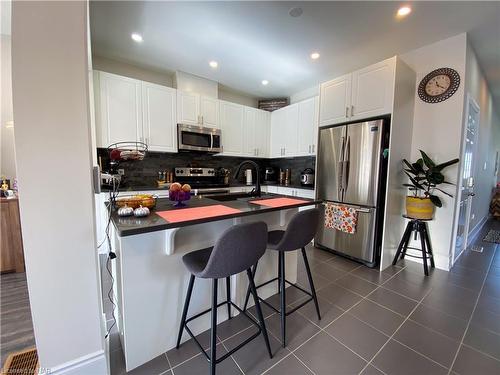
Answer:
[[177, 124, 222, 153]]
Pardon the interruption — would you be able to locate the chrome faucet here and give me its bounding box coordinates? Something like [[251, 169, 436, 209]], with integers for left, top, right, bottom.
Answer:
[[235, 160, 261, 197]]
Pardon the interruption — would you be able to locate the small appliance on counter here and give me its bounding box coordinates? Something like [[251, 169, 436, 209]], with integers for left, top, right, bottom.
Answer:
[[300, 168, 315, 187], [263, 167, 278, 184], [245, 169, 253, 185]]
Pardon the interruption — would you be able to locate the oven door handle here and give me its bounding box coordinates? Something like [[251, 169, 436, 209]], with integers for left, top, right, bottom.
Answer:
[[210, 133, 214, 150]]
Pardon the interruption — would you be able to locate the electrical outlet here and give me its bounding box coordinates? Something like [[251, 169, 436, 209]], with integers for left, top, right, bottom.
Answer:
[[118, 169, 125, 176]]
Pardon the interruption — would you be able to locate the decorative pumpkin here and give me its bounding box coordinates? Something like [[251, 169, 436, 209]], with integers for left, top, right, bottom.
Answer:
[[134, 205, 150, 217], [117, 205, 134, 217]]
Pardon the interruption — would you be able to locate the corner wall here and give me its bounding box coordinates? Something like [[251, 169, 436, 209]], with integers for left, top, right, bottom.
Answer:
[[12, 1, 106, 373], [400, 33, 467, 270]]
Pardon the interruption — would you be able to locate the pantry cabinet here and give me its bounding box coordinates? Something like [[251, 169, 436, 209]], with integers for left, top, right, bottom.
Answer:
[[254, 110, 270, 157], [319, 57, 396, 126], [270, 107, 287, 157], [219, 100, 245, 156], [177, 90, 219, 128], [296, 97, 319, 156], [94, 71, 177, 152]]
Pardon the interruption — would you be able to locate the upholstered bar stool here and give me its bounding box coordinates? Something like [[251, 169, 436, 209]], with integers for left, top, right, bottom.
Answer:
[[176, 221, 272, 375], [243, 208, 321, 347]]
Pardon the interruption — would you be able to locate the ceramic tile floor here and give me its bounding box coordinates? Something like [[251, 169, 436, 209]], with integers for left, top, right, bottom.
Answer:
[[107, 220, 500, 374]]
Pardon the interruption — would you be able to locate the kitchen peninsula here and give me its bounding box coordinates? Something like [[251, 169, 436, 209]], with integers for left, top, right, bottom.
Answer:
[[110, 194, 318, 371]]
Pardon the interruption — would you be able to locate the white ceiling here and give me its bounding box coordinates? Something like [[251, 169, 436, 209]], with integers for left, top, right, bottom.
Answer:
[[90, 1, 500, 106]]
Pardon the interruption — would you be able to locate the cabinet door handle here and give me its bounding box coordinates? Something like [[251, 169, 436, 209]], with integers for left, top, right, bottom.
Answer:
[[351, 105, 354, 117], [312, 145, 315, 153], [345, 107, 349, 118], [308, 145, 311, 153]]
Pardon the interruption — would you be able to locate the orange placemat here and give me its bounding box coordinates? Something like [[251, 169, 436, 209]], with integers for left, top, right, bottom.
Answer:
[[156, 205, 242, 223], [249, 197, 309, 208]]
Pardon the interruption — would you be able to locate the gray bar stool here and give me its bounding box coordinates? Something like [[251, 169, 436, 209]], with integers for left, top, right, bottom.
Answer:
[[176, 221, 272, 375], [243, 208, 321, 347]]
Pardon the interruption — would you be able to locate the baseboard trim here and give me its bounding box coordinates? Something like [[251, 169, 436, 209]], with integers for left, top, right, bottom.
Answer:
[[49, 350, 107, 374], [467, 215, 488, 245]]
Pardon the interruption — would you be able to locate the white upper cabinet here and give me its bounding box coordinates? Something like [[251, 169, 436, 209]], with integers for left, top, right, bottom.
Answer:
[[219, 100, 244, 156], [177, 90, 219, 128], [270, 107, 287, 157], [284, 103, 299, 156], [142, 82, 177, 153], [242, 107, 257, 157], [351, 57, 395, 121], [319, 57, 396, 126], [297, 97, 319, 156], [319, 74, 351, 126], [95, 71, 142, 147], [254, 110, 270, 157]]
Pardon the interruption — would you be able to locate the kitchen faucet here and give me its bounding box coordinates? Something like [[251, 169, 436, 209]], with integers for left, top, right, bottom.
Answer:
[[235, 160, 261, 197]]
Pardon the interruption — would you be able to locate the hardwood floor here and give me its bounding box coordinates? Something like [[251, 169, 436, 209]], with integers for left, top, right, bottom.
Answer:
[[0, 272, 35, 367]]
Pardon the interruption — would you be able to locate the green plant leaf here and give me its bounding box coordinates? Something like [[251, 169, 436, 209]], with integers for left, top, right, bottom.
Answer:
[[412, 161, 425, 173], [429, 194, 442, 207], [403, 159, 418, 174], [404, 168, 418, 176], [427, 172, 445, 185], [434, 158, 459, 171], [433, 187, 453, 198], [405, 171, 425, 190], [420, 150, 436, 168]]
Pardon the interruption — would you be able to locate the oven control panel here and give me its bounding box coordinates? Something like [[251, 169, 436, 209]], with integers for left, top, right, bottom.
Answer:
[[174, 167, 216, 177]]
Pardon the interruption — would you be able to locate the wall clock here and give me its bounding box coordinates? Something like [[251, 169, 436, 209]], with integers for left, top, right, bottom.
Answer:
[[418, 67, 460, 103]]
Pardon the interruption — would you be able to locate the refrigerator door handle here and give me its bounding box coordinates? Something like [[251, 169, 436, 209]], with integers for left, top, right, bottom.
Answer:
[[337, 136, 346, 201], [342, 136, 350, 192]]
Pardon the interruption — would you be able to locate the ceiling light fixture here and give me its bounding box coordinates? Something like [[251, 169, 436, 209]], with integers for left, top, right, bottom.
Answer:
[[261, 80, 269, 86], [397, 6, 412, 17], [209, 61, 218, 68], [131, 33, 143, 43], [289, 7, 303, 17], [310, 52, 320, 60]]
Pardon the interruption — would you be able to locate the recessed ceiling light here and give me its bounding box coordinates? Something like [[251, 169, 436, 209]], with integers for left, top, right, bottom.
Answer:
[[261, 80, 269, 86], [131, 33, 143, 43], [289, 7, 303, 17], [397, 6, 412, 17], [209, 61, 218, 68], [310, 52, 320, 60]]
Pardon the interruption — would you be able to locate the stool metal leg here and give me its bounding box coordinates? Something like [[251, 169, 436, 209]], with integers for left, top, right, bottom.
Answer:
[[279, 251, 286, 347], [277, 252, 282, 294], [226, 277, 232, 320], [242, 261, 258, 312], [246, 268, 273, 359], [301, 247, 321, 320], [392, 222, 412, 265], [176, 274, 195, 349], [418, 223, 429, 276], [423, 223, 435, 268], [210, 279, 218, 375], [401, 221, 415, 260]]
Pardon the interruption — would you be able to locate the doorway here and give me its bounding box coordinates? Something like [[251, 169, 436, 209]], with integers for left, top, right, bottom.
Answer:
[[454, 94, 480, 262]]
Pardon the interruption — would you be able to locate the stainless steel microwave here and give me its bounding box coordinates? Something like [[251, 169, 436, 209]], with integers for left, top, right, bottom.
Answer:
[[177, 124, 222, 153]]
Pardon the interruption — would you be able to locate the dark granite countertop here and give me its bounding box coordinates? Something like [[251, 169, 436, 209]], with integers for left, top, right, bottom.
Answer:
[[112, 194, 320, 237]]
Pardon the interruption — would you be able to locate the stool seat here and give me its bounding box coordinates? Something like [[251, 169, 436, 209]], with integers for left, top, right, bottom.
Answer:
[[267, 230, 285, 249], [182, 247, 212, 277]]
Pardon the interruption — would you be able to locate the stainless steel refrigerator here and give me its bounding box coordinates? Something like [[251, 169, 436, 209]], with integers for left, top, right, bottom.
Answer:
[[315, 119, 388, 266]]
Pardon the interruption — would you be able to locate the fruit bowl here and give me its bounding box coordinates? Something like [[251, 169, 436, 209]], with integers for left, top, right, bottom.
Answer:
[[169, 190, 191, 207]]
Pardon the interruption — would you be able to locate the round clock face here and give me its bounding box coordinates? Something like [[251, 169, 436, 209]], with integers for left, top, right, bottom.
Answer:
[[418, 67, 460, 103]]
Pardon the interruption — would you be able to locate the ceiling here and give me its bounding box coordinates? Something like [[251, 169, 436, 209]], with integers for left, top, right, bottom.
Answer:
[[90, 1, 500, 106]]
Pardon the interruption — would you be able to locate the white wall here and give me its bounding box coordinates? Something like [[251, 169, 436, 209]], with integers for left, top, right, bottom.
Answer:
[[174, 70, 218, 98], [465, 42, 500, 233], [1, 34, 16, 181], [400, 33, 467, 270], [289, 85, 320, 104], [218, 85, 258, 108], [12, 1, 106, 373]]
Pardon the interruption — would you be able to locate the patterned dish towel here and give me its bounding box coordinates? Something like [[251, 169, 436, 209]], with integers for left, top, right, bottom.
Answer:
[[324, 203, 358, 234]]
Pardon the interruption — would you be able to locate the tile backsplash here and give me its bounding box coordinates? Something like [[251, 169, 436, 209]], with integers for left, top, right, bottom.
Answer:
[[97, 148, 315, 188]]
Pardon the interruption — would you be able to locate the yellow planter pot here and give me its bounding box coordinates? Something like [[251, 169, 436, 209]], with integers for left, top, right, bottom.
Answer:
[[406, 196, 435, 220]]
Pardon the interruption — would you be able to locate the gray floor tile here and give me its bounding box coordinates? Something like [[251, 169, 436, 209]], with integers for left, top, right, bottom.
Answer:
[[476, 293, 500, 316], [463, 323, 500, 361], [172, 343, 241, 375], [166, 330, 211, 367], [409, 304, 468, 341], [367, 288, 417, 316], [335, 274, 378, 297], [325, 313, 389, 361], [382, 276, 430, 301], [351, 266, 394, 285], [452, 344, 500, 375], [247, 293, 280, 320], [264, 354, 313, 375], [295, 332, 367, 375], [127, 354, 170, 375], [372, 339, 447, 375], [304, 246, 337, 264], [265, 310, 320, 350], [326, 256, 362, 272], [394, 320, 460, 368], [296, 270, 332, 291], [469, 306, 500, 335], [317, 283, 363, 310], [360, 365, 385, 375], [310, 262, 348, 281], [350, 299, 405, 336], [216, 313, 255, 341], [223, 328, 289, 375], [422, 289, 476, 321], [295, 296, 344, 328]]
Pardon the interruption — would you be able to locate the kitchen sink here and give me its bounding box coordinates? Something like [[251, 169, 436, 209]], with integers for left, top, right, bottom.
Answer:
[[206, 192, 272, 202]]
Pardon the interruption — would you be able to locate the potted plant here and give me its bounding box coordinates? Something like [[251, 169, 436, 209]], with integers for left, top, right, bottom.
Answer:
[[403, 151, 459, 220]]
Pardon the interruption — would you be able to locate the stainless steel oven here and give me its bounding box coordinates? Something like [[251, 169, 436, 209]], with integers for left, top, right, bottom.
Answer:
[[177, 124, 222, 153]]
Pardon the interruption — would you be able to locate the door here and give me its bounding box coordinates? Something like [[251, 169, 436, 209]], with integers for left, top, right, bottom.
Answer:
[[284, 103, 299, 156], [177, 91, 199, 125], [243, 107, 257, 156], [319, 74, 351, 126], [315, 204, 377, 263], [297, 97, 317, 156], [342, 120, 384, 207], [454, 96, 480, 261], [200, 96, 219, 128], [219, 101, 244, 156], [316, 125, 347, 202], [351, 58, 395, 120], [98, 72, 142, 146], [254, 110, 270, 157], [270, 107, 286, 157], [142, 82, 177, 152]]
